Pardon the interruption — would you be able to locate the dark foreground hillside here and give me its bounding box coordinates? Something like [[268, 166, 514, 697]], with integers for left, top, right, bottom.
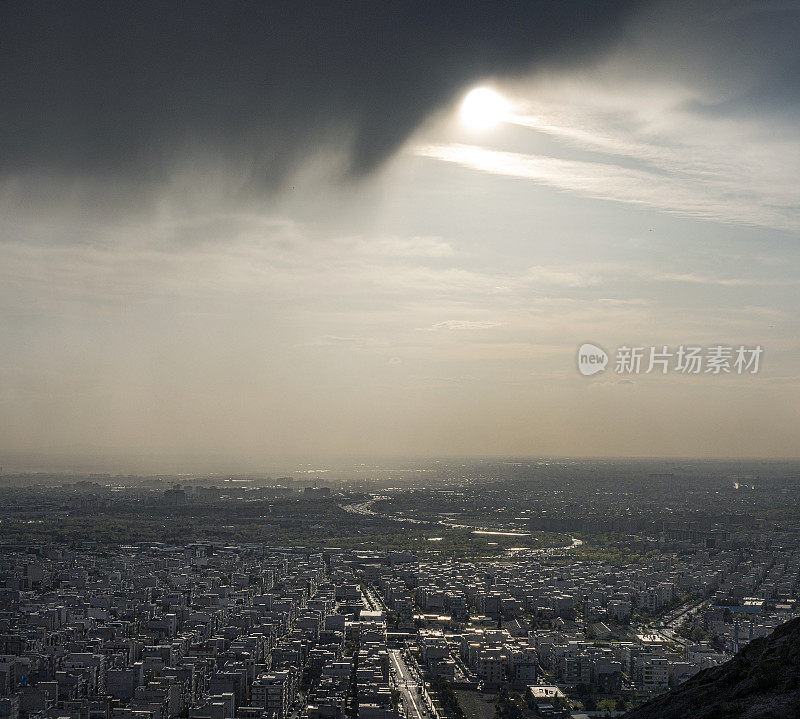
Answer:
[[624, 616, 800, 719]]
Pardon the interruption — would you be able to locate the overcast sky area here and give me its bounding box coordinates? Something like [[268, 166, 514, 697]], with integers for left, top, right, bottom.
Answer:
[[2, 1, 800, 472]]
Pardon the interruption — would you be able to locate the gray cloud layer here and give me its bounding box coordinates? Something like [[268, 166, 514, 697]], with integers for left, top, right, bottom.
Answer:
[[1, 0, 635, 188]]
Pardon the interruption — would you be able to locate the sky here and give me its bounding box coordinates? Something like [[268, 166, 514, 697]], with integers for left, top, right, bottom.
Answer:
[[2, 1, 800, 472]]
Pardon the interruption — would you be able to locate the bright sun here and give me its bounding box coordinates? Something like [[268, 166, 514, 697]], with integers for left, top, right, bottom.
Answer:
[[460, 87, 509, 130]]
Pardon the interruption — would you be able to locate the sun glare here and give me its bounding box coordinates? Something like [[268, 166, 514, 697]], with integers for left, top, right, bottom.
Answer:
[[460, 87, 509, 130]]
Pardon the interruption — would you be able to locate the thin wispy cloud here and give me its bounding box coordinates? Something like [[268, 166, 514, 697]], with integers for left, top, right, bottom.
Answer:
[[355, 236, 454, 258], [524, 265, 601, 288], [419, 320, 503, 331], [416, 143, 800, 232], [655, 273, 791, 287]]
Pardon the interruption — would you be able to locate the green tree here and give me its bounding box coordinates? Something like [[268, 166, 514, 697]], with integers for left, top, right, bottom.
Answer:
[[597, 698, 617, 713]]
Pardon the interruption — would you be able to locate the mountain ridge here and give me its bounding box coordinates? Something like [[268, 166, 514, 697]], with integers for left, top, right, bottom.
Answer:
[[624, 616, 800, 719]]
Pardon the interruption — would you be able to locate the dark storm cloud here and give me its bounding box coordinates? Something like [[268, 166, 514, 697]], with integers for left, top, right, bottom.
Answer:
[[1, 0, 636, 188]]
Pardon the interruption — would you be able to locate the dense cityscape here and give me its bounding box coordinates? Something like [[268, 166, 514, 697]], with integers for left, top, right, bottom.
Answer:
[[1, 461, 799, 719]]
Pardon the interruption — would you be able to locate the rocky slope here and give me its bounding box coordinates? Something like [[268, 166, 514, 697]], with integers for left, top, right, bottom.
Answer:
[[624, 616, 800, 719]]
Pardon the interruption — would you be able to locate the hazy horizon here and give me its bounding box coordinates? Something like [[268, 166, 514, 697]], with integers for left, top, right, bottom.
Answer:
[[2, 451, 800, 479]]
